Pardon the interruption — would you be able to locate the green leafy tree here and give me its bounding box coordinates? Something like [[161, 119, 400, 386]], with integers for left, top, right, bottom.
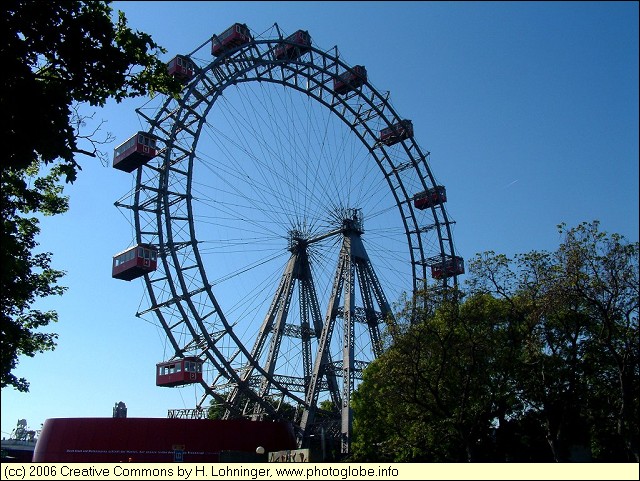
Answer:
[[1, 0, 182, 391], [352, 221, 638, 462], [352, 289, 522, 461], [555, 221, 639, 461], [470, 222, 638, 461], [1, 164, 69, 392], [468, 249, 593, 461]]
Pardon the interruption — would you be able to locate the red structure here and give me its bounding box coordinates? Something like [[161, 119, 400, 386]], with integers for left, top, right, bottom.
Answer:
[[112, 244, 158, 281], [33, 418, 296, 462], [431, 256, 465, 279], [211, 23, 252, 56], [156, 357, 203, 387], [167, 55, 195, 83], [113, 132, 159, 173], [333, 65, 367, 95], [274, 30, 311, 60], [413, 186, 447, 210], [379, 119, 413, 146]]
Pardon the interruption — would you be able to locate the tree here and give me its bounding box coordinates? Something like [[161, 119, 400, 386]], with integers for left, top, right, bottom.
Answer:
[[351, 221, 638, 462], [1, 0, 182, 391], [470, 222, 638, 461], [555, 221, 639, 461], [352, 289, 523, 462], [1, 164, 69, 392]]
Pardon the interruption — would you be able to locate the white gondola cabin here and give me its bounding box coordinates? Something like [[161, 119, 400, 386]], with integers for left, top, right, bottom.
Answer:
[[333, 65, 367, 95], [211, 23, 252, 56], [379, 120, 413, 146], [156, 357, 203, 387], [274, 29, 312, 60], [431, 256, 465, 280], [413, 186, 447, 210], [113, 132, 159, 173], [112, 244, 158, 281], [167, 55, 196, 83]]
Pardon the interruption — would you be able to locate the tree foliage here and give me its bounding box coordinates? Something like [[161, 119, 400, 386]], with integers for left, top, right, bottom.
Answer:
[[1, 164, 69, 392], [351, 221, 639, 462], [1, 0, 182, 391]]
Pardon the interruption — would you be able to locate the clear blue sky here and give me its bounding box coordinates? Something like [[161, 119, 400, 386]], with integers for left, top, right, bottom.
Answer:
[[2, 1, 638, 439]]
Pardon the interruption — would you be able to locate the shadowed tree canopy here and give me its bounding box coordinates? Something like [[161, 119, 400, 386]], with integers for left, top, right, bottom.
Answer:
[[351, 221, 638, 462], [1, 0, 182, 391]]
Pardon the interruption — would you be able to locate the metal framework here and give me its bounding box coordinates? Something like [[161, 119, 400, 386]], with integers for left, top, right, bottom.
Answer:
[[115, 24, 461, 455]]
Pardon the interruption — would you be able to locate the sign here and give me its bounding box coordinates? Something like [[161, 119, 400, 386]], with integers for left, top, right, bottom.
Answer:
[[268, 448, 310, 462]]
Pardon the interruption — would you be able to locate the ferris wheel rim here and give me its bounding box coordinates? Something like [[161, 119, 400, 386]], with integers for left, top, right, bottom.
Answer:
[[129, 27, 460, 425]]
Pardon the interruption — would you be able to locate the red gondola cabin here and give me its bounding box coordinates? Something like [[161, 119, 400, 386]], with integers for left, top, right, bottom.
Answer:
[[113, 132, 159, 173], [156, 357, 203, 387], [379, 119, 413, 146], [431, 256, 465, 280], [112, 244, 158, 281], [274, 30, 312, 60], [413, 186, 447, 210], [333, 65, 367, 95], [167, 55, 196, 83], [211, 23, 252, 56]]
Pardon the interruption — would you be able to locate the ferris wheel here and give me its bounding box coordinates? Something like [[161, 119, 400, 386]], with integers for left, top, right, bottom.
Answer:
[[112, 23, 463, 454]]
